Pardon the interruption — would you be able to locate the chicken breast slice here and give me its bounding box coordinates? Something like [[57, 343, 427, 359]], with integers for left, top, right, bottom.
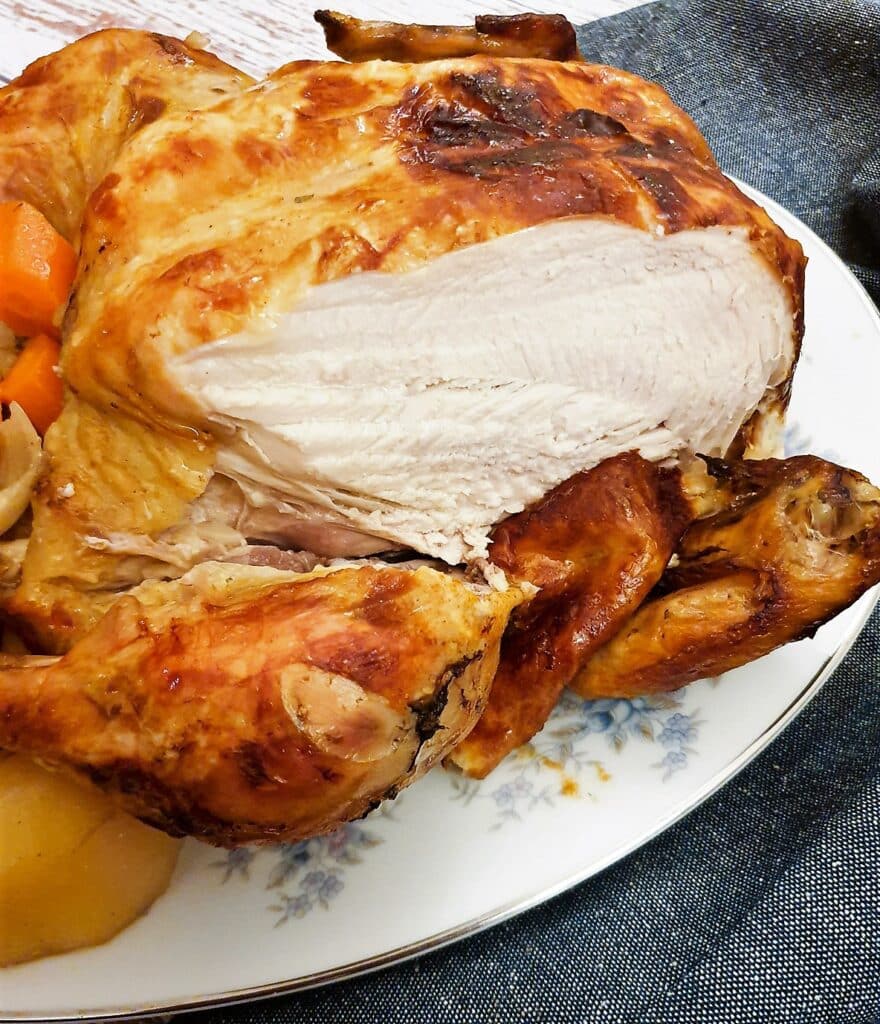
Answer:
[[171, 218, 795, 563]]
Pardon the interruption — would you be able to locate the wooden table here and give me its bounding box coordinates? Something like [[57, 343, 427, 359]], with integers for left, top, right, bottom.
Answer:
[[0, 1, 642, 80]]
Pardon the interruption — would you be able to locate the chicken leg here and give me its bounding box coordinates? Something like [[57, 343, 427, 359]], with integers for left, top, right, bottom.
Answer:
[[572, 456, 880, 698], [448, 452, 691, 778], [0, 562, 520, 845]]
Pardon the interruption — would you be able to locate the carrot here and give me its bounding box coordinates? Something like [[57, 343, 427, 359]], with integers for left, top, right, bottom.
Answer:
[[0, 202, 77, 339], [0, 333, 64, 434]]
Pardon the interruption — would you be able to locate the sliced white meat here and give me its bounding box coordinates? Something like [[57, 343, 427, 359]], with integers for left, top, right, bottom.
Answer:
[[171, 217, 795, 564]]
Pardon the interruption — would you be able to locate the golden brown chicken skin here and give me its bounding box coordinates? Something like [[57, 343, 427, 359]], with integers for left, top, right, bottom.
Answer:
[[571, 456, 880, 699], [449, 453, 691, 778], [0, 29, 250, 242], [0, 563, 520, 845]]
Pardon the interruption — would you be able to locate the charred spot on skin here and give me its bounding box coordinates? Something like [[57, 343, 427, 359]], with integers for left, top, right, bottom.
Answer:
[[394, 70, 558, 164], [448, 71, 551, 137], [234, 741, 275, 788], [82, 759, 184, 826], [410, 654, 479, 743], [318, 764, 342, 784], [613, 138, 651, 159], [560, 109, 628, 138], [129, 94, 167, 130], [355, 796, 384, 820], [449, 140, 585, 178], [410, 681, 451, 745], [152, 34, 195, 66], [416, 102, 531, 149], [622, 166, 693, 230]]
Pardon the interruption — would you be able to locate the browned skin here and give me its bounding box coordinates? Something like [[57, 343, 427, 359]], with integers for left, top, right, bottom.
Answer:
[[0, 563, 519, 846], [0, 29, 251, 242], [572, 456, 880, 699], [448, 453, 691, 778], [315, 11, 583, 62]]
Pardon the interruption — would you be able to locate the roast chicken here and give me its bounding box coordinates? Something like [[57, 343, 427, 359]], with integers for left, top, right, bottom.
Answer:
[[0, 14, 877, 845]]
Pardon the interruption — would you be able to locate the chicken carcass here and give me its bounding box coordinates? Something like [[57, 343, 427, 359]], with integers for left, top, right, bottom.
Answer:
[[3, 16, 877, 848]]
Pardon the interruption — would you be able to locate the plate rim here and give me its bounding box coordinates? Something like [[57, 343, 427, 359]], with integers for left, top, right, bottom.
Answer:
[[6, 182, 880, 1023]]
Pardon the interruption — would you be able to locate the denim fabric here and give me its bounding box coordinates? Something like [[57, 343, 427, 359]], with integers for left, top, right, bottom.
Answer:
[[196, 2, 880, 1020]]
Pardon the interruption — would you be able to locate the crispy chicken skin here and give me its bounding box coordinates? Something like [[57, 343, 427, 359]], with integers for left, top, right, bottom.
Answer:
[[0, 30, 250, 242], [449, 453, 691, 778], [315, 10, 583, 62], [0, 563, 520, 845], [0, 30, 805, 649], [571, 456, 880, 699]]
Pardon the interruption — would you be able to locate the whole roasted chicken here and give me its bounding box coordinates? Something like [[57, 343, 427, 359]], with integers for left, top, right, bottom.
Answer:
[[0, 14, 878, 845]]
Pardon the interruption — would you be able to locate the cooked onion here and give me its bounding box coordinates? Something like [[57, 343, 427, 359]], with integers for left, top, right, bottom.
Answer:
[[0, 402, 42, 535]]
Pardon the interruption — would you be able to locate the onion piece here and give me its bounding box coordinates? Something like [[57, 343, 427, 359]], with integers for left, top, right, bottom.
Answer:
[[0, 402, 42, 535]]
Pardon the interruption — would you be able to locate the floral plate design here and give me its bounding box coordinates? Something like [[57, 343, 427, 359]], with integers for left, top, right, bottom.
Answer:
[[3, 186, 879, 1022]]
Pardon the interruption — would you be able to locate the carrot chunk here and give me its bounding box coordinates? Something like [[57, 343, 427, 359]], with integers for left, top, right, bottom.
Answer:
[[0, 333, 64, 434], [0, 202, 77, 338]]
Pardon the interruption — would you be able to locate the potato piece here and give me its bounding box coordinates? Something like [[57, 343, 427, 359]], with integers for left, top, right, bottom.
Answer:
[[0, 754, 180, 966]]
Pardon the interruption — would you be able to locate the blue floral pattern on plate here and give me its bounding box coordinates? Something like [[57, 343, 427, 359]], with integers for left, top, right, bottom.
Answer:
[[212, 821, 383, 923], [451, 692, 704, 827]]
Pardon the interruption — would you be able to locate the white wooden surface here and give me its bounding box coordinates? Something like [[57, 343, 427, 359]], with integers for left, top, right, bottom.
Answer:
[[0, 1, 643, 80]]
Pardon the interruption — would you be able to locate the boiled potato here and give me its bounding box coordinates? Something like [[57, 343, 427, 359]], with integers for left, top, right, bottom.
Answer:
[[0, 754, 180, 966]]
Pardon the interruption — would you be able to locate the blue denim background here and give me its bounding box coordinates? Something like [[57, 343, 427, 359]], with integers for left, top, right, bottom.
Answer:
[[198, 1, 879, 1020]]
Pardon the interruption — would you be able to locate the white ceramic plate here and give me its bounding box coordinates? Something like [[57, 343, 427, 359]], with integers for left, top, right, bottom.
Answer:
[[4, 185, 879, 1022]]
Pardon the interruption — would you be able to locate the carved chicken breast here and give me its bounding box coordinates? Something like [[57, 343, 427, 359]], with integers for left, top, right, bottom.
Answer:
[[86, 57, 802, 564]]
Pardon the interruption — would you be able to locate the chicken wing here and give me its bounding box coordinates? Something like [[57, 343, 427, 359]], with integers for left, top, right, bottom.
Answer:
[[315, 11, 583, 63], [448, 453, 691, 778], [0, 563, 520, 845], [0, 29, 250, 242], [572, 456, 880, 699]]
